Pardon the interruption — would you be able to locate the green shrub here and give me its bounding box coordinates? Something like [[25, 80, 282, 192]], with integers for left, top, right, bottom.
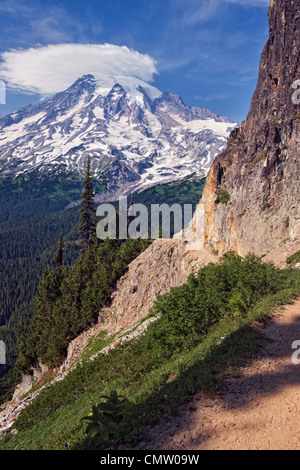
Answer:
[[215, 188, 231, 204], [260, 201, 271, 211], [286, 251, 300, 265], [253, 150, 267, 165], [143, 252, 284, 358]]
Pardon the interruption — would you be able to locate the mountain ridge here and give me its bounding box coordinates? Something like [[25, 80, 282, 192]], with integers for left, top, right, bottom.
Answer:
[[0, 74, 236, 201]]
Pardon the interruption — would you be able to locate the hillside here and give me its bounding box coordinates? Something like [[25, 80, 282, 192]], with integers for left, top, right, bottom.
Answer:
[[0, 74, 235, 202], [0, 0, 299, 452], [199, 0, 300, 256], [1, 253, 299, 447]]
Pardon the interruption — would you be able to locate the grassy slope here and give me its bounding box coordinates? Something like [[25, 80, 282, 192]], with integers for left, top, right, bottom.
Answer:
[[1, 269, 299, 450]]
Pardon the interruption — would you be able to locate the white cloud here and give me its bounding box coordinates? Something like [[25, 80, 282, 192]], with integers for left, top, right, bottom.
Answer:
[[0, 43, 158, 95], [175, 0, 269, 25], [224, 0, 269, 5]]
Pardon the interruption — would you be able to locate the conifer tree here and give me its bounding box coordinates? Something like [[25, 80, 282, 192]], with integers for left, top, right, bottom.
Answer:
[[30, 265, 60, 361], [79, 155, 95, 251], [53, 233, 64, 275]]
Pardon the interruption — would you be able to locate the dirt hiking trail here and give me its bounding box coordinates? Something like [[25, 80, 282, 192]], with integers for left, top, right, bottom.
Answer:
[[129, 298, 300, 450]]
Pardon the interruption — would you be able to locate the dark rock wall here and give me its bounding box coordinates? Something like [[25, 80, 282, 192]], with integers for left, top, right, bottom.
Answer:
[[202, 0, 300, 256]]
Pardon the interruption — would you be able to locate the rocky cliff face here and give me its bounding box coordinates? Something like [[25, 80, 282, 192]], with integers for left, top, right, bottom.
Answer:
[[200, 0, 300, 257], [2, 1, 299, 425], [0, 74, 236, 202]]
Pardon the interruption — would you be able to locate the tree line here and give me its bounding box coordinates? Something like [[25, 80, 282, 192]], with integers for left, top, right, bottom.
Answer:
[[15, 156, 151, 373]]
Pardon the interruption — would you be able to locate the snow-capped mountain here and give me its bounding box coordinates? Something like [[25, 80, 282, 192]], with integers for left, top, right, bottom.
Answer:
[[0, 74, 237, 201]]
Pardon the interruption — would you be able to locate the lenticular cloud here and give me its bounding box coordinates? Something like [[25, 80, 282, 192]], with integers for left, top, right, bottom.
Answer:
[[0, 43, 158, 95]]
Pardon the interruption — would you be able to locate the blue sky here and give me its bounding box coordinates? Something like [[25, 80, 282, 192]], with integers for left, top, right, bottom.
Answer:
[[0, 0, 269, 122]]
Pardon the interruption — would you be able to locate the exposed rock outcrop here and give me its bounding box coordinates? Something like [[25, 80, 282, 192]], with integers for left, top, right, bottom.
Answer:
[[100, 239, 217, 333], [199, 0, 300, 257]]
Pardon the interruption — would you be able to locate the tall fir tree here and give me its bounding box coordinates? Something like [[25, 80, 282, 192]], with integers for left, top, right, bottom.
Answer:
[[53, 233, 64, 275], [29, 266, 61, 364], [79, 155, 95, 251]]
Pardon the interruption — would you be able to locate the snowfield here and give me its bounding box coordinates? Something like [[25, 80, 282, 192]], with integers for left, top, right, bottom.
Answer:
[[0, 74, 237, 194]]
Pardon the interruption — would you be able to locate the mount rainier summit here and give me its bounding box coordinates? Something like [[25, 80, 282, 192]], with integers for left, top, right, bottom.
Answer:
[[0, 74, 237, 201]]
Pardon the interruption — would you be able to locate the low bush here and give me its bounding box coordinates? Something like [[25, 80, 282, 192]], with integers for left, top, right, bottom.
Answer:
[[286, 250, 300, 266], [215, 188, 231, 204]]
